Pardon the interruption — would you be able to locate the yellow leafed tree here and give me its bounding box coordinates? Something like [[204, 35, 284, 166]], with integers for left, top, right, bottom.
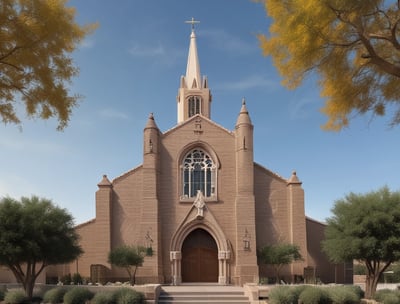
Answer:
[[0, 0, 97, 130], [258, 0, 400, 130]]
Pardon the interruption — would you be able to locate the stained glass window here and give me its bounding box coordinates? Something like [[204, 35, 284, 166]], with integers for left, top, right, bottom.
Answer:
[[182, 149, 216, 198]]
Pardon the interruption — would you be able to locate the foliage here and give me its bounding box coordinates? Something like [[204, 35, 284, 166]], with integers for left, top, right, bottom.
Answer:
[[353, 264, 367, 275], [344, 285, 364, 300], [112, 288, 145, 304], [43, 287, 67, 304], [72, 273, 83, 285], [63, 287, 93, 304], [0, 196, 83, 300], [298, 286, 331, 304], [4, 290, 26, 304], [258, 0, 400, 130], [291, 285, 309, 303], [380, 263, 400, 283], [381, 293, 400, 304], [374, 289, 400, 304], [0, 289, 5, 301], [327, 285, 361, 304], [267, 286, 296, 304], [91, 291, 114, 304], [322, 186, 400, 298], [268, 286, 362, 304], [61, 273, 72, 285], [258, 243, 303, 282], [108, 245, 147, 285], [0, 0, 97, 130]]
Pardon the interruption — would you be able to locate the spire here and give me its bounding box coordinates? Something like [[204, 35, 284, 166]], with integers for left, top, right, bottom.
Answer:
[[185, 18, 202, 89], [236, 98, 252, 125], [98, 174, 112, 188], [144, 112, 159, 130], [288, 171, 302, 185], [177, 19, 211, 123]]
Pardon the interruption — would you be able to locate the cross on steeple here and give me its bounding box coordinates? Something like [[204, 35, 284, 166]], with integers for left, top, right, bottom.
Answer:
[[185, 17, 200, 31]]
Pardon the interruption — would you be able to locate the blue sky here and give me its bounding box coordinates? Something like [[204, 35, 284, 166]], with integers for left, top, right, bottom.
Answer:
[[1, 0, 399, 225]]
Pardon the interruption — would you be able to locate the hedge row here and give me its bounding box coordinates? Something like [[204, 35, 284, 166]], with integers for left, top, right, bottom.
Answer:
[[268, 285, 364, 304], [3, 287, 145, 304]]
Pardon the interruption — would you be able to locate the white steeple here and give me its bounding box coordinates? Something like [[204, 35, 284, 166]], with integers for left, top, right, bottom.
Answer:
[[185, 24, 202, 89], [177, 18, 212, 123]]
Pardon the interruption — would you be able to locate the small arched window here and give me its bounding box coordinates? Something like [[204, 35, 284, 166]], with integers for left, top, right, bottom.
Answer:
[[181, 148, 216, 199], [188, 96, 201, 117]]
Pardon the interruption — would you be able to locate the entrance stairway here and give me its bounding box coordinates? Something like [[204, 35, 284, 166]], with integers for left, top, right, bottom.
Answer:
[[158, 285, 250, 304]]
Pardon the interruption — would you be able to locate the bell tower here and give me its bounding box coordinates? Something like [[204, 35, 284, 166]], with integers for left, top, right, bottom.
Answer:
[[177, 18, 212, 123]]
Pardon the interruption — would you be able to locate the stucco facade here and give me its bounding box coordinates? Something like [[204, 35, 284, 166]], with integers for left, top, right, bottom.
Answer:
[[1, 26, 351, 286]]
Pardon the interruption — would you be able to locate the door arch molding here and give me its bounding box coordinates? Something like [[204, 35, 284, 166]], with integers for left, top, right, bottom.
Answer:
[[169, 207, 231, 285]]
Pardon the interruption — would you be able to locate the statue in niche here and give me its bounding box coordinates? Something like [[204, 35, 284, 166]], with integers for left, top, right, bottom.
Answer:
[[193, 190, 206, 219]]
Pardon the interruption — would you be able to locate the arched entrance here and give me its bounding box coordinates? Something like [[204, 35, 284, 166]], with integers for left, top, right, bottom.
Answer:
[[181, 228, 218, 282]]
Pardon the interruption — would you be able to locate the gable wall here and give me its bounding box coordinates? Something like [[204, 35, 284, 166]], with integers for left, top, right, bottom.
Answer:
[[158, 118, 237, 279]]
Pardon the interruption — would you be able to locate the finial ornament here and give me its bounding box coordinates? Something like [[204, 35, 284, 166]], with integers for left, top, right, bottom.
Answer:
[[185, 17, 200, 31]]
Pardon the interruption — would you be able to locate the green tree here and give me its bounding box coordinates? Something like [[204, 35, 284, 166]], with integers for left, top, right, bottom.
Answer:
[[258, 243, 303, 283], [258, 0, 400, 131], [0, 196, 83, 300], [0, 0, 96, 130], [108, 245, 147, 285], [322, 186, 400, 299]]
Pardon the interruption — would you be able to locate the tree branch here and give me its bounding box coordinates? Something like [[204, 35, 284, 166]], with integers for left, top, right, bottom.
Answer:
[[0, 45, 23, 62], [391, 19, 400, 50], [0, 60, 24, 72]]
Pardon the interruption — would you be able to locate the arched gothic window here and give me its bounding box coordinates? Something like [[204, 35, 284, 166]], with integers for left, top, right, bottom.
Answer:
[[181, 148, 216, 199], [188, 96, 201, 117]]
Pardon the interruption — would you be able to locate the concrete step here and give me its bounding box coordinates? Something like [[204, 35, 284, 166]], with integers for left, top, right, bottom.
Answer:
[[158, 286, 250, 304]]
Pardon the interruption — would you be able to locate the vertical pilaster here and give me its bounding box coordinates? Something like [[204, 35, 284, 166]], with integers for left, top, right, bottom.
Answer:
[[95, 175, 113, 267], [170, 251, 182, 285], [142, 113, 163, 281], [234, 100, 259, 285], [287, 171, 308, 276]]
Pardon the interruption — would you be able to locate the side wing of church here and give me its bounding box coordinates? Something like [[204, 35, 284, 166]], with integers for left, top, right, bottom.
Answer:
[[45, 25, 352, 286]]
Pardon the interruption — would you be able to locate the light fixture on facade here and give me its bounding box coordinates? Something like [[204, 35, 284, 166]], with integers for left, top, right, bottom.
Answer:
[[145, 230, 154, 256], [243, 228, 250, 251]]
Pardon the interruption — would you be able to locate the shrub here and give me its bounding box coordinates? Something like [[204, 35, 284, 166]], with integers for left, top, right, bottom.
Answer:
[[63, 287, 94, 304], [4, 290, 26, 304], [291, 285, 310, 303], [112, 287, 145, 304], [375, 289, 400, 304], [61, 274, 72, 285], [0, 289, 5, 301], [43, 287, 67, 304], [344, 285, 364, 300], [299, 286, 331, 304], [381, 293, 400, 304], [327, 286, 360, 304], [91, 291, 114, 304], [375, 289, 394, 302], [72, 273, 83, 285], [268, 286, 295, 304]]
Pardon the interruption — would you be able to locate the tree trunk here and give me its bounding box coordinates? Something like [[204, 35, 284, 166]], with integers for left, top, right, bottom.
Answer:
[[125, 267, 133, 285], [274, 265, 282, 284], [9, 262, 46, 301], [365, 273, 380, 299], [132, 266, 138, 285], [26, 277, 35, 301]]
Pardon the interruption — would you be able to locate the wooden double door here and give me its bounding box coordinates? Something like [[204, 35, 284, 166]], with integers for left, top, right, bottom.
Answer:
[[181, 228, 218, 282]]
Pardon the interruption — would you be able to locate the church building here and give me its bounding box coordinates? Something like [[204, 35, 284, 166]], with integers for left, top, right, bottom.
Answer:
[[47, 23, 351, 286]]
